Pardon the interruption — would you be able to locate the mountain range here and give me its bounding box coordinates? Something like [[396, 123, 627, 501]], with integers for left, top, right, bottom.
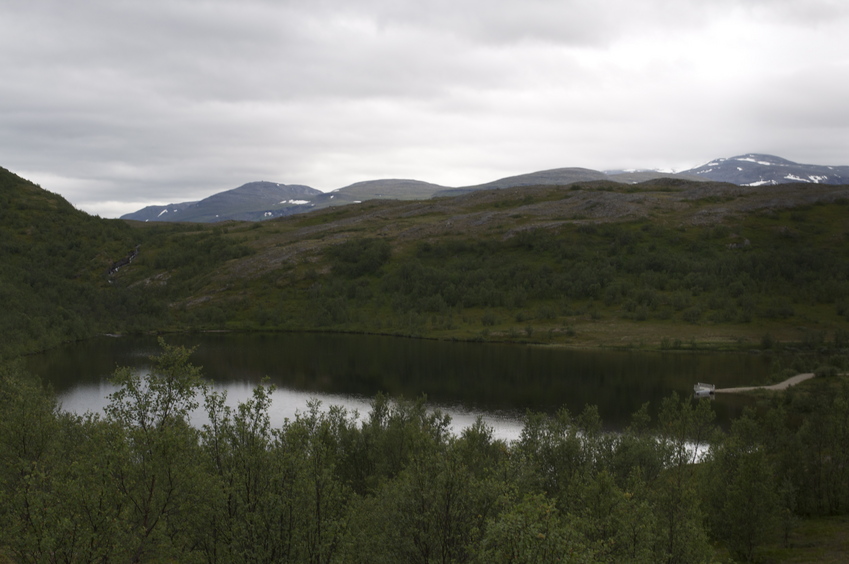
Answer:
[[121, 154, 849, 223]]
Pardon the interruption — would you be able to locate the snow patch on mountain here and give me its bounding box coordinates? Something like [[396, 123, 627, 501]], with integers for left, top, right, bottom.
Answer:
[[735, 157, 775, 166]]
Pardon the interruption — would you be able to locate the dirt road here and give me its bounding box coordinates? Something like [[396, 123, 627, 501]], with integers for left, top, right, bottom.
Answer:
[[713, 373, 815, 394]]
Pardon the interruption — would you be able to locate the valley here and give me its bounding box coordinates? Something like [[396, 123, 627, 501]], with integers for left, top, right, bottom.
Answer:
[[2, 162, 849, 563]]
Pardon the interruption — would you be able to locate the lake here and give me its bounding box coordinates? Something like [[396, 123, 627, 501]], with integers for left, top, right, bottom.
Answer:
[[25, 332, 771, 441]]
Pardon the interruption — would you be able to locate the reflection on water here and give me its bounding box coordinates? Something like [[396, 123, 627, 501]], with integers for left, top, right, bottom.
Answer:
[[27, 332, 770, 438], [56, 377, 527, 442]]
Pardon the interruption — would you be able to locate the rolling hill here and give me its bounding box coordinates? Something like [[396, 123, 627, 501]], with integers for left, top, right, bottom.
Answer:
[[4, 159, 849, 358], [122, 181, 322, 222], [113, 175, 849, 352], [121, 154, 849, 224]]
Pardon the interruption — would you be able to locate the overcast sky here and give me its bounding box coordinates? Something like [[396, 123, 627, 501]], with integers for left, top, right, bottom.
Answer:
[[2, 0, 848, 217]]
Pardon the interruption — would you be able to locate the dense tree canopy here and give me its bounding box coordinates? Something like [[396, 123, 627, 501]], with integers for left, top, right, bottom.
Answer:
[[2, 342, 848, 562]]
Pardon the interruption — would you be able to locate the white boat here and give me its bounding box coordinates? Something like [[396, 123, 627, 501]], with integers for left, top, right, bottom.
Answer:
[[693, 382, 715, 398]]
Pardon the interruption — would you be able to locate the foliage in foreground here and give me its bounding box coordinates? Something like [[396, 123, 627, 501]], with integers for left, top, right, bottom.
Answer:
[[2, 343, 848, 563]]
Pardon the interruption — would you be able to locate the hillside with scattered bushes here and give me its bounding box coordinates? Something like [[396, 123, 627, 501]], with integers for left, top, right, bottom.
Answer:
[[3, 166, 849, 357]]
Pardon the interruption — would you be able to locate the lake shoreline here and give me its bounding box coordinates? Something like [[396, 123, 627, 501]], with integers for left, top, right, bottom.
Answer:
[[28, 330, 775, 433], [92, 325, 776, 354], [714, 372, 816, 394]]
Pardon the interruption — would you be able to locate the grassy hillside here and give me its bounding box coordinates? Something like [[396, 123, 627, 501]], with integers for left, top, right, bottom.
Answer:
[[335, 179, 449, 200], [3, 166, 849, 357], [0, 167, 161, 357], [107, 179, 849, 354]]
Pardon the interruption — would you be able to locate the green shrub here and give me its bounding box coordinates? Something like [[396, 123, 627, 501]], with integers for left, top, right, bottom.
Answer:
[[481, 311, 497, 327], [814, 365, 839, 378], [835, 329, 849, 349], [327, 237, 391, 278], [682, 307, 702, 324]]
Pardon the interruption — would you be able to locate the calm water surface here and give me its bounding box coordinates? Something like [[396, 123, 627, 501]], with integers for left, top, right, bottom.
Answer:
[[26, 333, 771, 440]]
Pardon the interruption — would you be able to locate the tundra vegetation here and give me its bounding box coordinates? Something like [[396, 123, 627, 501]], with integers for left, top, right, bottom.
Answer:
[[2, 166, 849, 561], [3, 166, 849, 358]]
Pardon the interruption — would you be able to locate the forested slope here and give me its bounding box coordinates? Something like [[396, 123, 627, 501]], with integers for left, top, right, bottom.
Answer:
[[0, 167, 152, 357]]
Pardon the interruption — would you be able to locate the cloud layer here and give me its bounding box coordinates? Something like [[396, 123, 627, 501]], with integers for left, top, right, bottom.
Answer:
[[2, 0, 847, 216]]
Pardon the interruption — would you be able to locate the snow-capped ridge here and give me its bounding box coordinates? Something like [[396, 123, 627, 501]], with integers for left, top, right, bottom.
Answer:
[[682, 154, 849, 186], [121, 153, 849, 223]]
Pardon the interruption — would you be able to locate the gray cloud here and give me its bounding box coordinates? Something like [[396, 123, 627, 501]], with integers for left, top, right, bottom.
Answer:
[[1, 0, 848, 216]]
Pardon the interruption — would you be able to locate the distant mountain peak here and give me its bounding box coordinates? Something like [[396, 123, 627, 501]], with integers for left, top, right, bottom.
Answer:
[[682, 154, 849, 186], [121, 181, 322, 223], [120, 154, 849, 223], [730, 154, 795, 165]]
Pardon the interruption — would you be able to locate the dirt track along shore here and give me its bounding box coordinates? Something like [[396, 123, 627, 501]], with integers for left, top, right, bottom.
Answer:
[[713, 373, 815, 394]]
